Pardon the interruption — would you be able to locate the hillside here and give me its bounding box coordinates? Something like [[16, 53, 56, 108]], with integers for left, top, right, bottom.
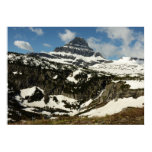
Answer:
[[8, 37, 144, 124]]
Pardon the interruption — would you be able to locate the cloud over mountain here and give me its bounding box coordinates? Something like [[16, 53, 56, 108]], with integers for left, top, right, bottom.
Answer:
[[59, 29, 76, 43], [87, 27, 144, 59]]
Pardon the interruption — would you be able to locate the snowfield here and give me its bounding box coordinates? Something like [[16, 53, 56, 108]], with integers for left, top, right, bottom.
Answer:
[[89, 62, 143, 77], [81, 96, 144, 117], [89, 57, 144, 77]]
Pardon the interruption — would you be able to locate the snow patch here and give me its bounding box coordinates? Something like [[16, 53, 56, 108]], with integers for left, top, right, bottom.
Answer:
[[20, 87, 37, 98], [20, 94, 78, 113], [13, 71, 22, 75], [87, 74, 92, 81], [81, 99, 93, 108], [67, 68, 82, 84], [20, 86, 44, 98], [125, 80, 144, 89], [53, 75, 58, 79], [41, 111, 51, 116], [81, 96, 144, 117], [112, 80, 144, 89], [23, 107, 36, 113]]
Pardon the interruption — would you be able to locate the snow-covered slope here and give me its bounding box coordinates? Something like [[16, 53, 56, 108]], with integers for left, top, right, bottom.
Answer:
[[48, 51, 106, 65], [8, 37, 144, 123], [81, 96, 144, 117], [89, 57, 144, 77]]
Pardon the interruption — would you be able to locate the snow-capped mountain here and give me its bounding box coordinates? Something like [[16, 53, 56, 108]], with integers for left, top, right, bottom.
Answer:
[[8, 37, 144, 123], [54, 37, 103, 57], [25, 37, 144, 77], [31, 37, 106, 67]]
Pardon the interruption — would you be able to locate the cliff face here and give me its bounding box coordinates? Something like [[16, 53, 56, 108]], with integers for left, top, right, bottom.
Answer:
[[8, 52, 144, 123]]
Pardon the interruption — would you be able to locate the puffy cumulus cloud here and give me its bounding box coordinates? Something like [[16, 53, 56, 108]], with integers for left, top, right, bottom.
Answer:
[[88, 27, 144, 59], [29, 27, 44, 36], [59, 29, 76, 43], [43, 43, 51, 48], [87, 37, 119, 58], [96, 27, 134, 46], [14, 40, 33, 51], [120, 41, 144, 58]]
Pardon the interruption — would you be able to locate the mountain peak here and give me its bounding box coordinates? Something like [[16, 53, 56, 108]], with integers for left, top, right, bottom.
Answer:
[[68, 37, 89, 48], [64, 37, 93, 52], [54, 37, 103, 58]]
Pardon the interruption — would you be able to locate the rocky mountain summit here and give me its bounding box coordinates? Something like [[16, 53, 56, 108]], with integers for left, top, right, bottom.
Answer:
[[29, 37, 106, 67], [8, 37, 144, 124], [54, 37, 102, 57]]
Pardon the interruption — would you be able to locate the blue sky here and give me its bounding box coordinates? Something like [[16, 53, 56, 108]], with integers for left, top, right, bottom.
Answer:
[[8, 27, 144, 59]]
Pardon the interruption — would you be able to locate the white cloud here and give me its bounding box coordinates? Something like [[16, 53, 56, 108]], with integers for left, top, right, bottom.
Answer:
[[90, 27, 144, 59], [120, 41, 144, 58], [96, 27, 134, 46], [14, 40, 33, 51], [87, 37, 119, 58], [43, 43, 51, 48], [29, 27, 44, 36], [59, 29, 76, 43]]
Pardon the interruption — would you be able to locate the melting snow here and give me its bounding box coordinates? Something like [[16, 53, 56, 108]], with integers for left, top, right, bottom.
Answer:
[[19, 93, 78, 113], [81, 96, 144, 117]]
